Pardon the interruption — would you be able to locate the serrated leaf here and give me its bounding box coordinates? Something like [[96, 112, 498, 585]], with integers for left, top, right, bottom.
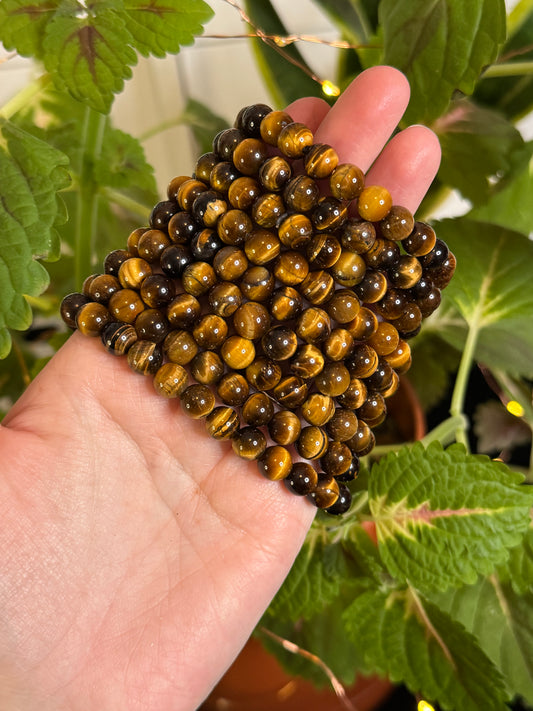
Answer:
[[433, 575, 533, 704], [0, 0, 59, 56], [436, 218, 533, 379], [369, 441, 533, 591], [0, 120, 70, 357], [381, 0, 506, 124], [499, 522, 533, 595], [473, 400, 531, 454], [343, 586, 510, 711]]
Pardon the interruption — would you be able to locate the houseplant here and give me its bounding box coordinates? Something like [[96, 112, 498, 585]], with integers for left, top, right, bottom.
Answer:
[[0, 1, 532, 710]]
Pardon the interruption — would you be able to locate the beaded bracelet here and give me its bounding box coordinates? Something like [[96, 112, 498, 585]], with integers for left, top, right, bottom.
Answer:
[[60, 102, 455, 516]]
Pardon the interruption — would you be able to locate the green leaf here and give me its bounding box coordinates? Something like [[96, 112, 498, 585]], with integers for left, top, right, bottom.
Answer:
[[369, 441, 533, 591], [409, 333, 460, 411], [433, 575, 533, 704], [94, 125, 157, 194], [310, 0, 373, 45], [499, 522, 533, 595], [343, 586, 510, 711], [436, 218, 533, 378], [473, 400, 531, 455], [381, 0, 506, 124], [0, 0, 59, 56], [0, 120, 70, 357]]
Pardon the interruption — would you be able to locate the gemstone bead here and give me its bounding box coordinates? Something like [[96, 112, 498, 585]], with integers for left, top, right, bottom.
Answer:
[[268, 410, 301, 446], [232, 427, 267, 460], [258, 446, 292, 480], [180, 383, 216, 419], [261, 326, 298, 361], [320, 441, 353, 478], [101, 321, 137, 355], [296, 426, 329, 460], [357, 185, 393, 221], [285, 462, 318, 495], [190, 351, 225, 385], [76, 302, 111, 336], [260, 110, 293, 145], [221, 335, 256, 370], [108, 289, 145, 324], [272, 375, 308, 409], [278, 122, 313, 158], [205, 406, 240, 440], [193, 314, 228, 350], [379, 205, 414, 241], [166, 293, 201, 329], [245, 357, 282, 391], [153, 362, 188, 398], [118, 257, 152, 290], [127, 340, 162, 375], [304, 143, 338, 179], [329, 163, 364, 201], [326, 409, 359, 442], [301, 393, 335, 426], [242, 392, 275, 426], [163, 329, 198, 365], [217, 372, 250, 407], [270, 286, 303, 322], [61, 292, 90, 329], [309, 473, 339, 509]]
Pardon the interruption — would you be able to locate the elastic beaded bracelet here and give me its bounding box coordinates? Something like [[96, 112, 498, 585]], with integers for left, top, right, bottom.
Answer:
[[60, 102, 455, 516]]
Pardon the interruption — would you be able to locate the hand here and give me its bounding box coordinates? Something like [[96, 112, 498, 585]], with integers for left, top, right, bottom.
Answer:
[[0, 65, 440, 711]]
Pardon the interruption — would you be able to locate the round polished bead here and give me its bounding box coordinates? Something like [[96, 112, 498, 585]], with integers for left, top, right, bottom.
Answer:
[[101, 321, 137, 355], [358, 185, 393, 221], [135, 308, 169, 343], [213, 127, 244, 160], [353, 270, 388, 304], [381, 370, 400, 398], [163, 329, 198, 365], [403, 221, 437, 256], [278, 214, 313, 249], [384, 339, 411, 371], [149, 200, 178, 230], [345, 307, 378, 341], [325, 483, 352, 514], [213, 246, 248, 281], [244, 228, 281, 265], [285, 462, 318, 496], [177, 179, 208, 211], [195, 151, 218, 182], [296, 426, 329, 460], [388, 255, 423, 289], [290, 344, 325, 379], [221, 335, 256, 370], [346, 343, 379, 378], [190, 351, 225, 385], [312, 197, 347, 232], [227, 176, 261, 210], [61, 292, 90, 329], [273, 251, 309, 286], [346, 420, 375, 456], [419, 238, 449, 270], [295, 307, 331, 344], [239, 266, 275, 302], [108, 289, 145, 324], [283, 175, 320, 212], [367, 322, 400, 357], [205, 406, 240, 440], [118, 257, 152, 290], [329, 163, 365, 201], [258, 445, 293, 481], [320, 441, 353, 478], [217, 372, 250, 407], [180, 383, 216, 419], [242, 392, 275, 427], [278, 122, 313, 158], [182, 261, 217, 297], [166, 293, 201, 329], [425, 252, 456, 289], [392, 304, 423, 339], [210, 161, 241, 194], [364, 238, 400, 270], [245, 357, 282, 391], [138, 229, 171, 263], [375, 288, 409, 320], [104, 249, 132, 276], [309, 473, 339, 509], [268, 410, 301, 446], [301, 393, 335, 426], [298, 270, 335, 306], [270, 286, 303, 322], [259, 156, 292, 191], [330, 251, 366, 287], [233, 301, 271, 340], [261, 326, 298, 361], [315, 362, 350, 397], [76, 302, 111, 336], [168, 212, 199, 244], [325, 289, 360, 323], [216, 209, 252, 246], [232, 138, 268, 175], [304, 143, 338, 179], [239, 103, 272, 137], [260, 110, 293, 145], [192, 190, 227, 227], [326, 409, 359, 442], [341, 219, 376, 254], [190, 228, 223, 261], [127, 340, 162, 375], [323, 328, 354, 362], [306, 233, 342, 269], [167, 175, 191, 201], [193, 314, 228, 350], [140, 275, 174, 309], [160, 244, 193, 278], [410, 275, 434, 301], [232, 427, 267, 460], [208, 282, 242, 317], [272, 375, 308, 409], [358, 393, 387, 428], [365, 358, 395, 392], [379, 205, 414, 241], [87, 274, 120, 304], [336, 377, 367, 410], [153, 362, 188, 398]]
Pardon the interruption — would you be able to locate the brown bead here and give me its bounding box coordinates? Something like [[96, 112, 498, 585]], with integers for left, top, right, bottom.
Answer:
[[326, 409, 359, 442], [233, 301, 271, 340], [417, 286, 442, 318], [151, 198, 178, 230], [358, 185, 393, 222], [194, 191, 226, 226], [268, 410, 301, 446], [278, 122, 313, 158], [389, 255, 423, 289], [285, 462, 318, 496], [126, 227, 147, 256], [180, 383, 216, 419], [140, 275, 174, 309], [326, 289, 360, 323], [210, 161, 240, 194], [214, 127, 244, 159], [221, 335, 256, 370], [190, 351, 225, 385], [242, 392, 275, 426], [345, 307, 378, 341], [244, 228, 281, 265], [392, 303, 423, 338], [364, 238, 400, 270], [290, 344, 325, 379], [298, 270, 335, 306], [137, 229, 171, 263], [245, 357, 282, 391], [167, 212, 199, 245], [232, 427, 267, 460], [273, 251, 309, 286], [272, 375, 308, 409], [309, 473, 340, 509], [270, 286, 303, 322], [329, 163, 365, 201], [101, 321, 138, 355], [346, 343, 379, 378], [118, 257, 152, 290], [403, 221, 437, 257], [239, 266, 275, 302], [379, 205, 414, 241], [216, 209, 252, 246], [87, 274, 121, 304], [217, 372, 250, 407], [296, 426, 329, 460], [108, 289, 145, 324], [301, 393, 335, 426], [419, 238, 449, 270], [367, 321, 400, 356], [259, 155, 292, 192], [384, 339, 411, 371], [336, 377, 367, 410], [258, 445, 293, 481], [425, 253, 456, 290], [208, 282, 242, 317], [330, 251, 366, 287], [381, 370, 400, 399], [358, 393, 387, 428], [375, 288, 409, 320], [153, 362, 188, 398], [192, 228, 222, 263], [283, 175, 320, 212], [227, 176, 261, 210], [312, 197, 347, 232], [82, 273, 98, 295], [354, 270, 388, 304], [76, 302, 111, 336], [323, 328, 354, 362], [127, 340, 162, 375], [346, 420, 375, 456], [232, 138, 268, 175], [213, 246, 248, 281], [251, 193, 285, 228], [365, 359, 395, 392], [177, 178, 208, 211], [314, 362, 350, 397], [182, 261, 217, 297], [205, 406, 240, 440], [239, 103, 273, 136], [195, 151, 218, 182], [61, 292, 90, 328], [163, 329, 198, 365], [320, 442, 353, 478], [306, 233, 342, 269], [193, 314, 228, 350], [260, 110, 293, 145], [167, 175, 191, 201], [304, 143, 338, 179], [278, 214, 313, 249], [295, 307, 331, 344], [166, 293, 201, 329], [261, 326, 298, 361], [341, 219, 376, 254], [160, 245, 193, 279], [135, 308, 169, 343]]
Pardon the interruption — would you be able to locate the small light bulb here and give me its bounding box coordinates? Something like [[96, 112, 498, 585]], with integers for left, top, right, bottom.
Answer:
[[506, 400, 525, 417], [321, 79, 340, 97], [418, 702, 435, 711]]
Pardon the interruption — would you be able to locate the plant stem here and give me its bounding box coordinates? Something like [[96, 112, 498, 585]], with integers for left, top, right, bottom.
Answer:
[[75, 107, 106, 290], [100, 187, 152, 221], [0, 74, 52, 120], [421, 415, 469, 448], [449, 322, 480, 449], [483, 60, 533, 78]]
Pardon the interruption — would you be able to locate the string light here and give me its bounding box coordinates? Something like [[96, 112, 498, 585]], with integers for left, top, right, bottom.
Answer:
[[321, 79, 341, 97], [506, 400, 525, 417], [418, 701, 436, 711]]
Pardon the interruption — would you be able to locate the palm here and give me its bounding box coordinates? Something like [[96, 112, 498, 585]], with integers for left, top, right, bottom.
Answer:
[[0, 67, 440, 711]]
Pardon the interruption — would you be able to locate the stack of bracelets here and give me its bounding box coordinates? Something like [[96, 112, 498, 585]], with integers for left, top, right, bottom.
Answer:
[[60, 102, 455, 516]]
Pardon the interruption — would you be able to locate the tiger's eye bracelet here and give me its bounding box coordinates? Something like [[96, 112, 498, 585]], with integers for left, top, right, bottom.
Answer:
[[61, 102, 455, 516]]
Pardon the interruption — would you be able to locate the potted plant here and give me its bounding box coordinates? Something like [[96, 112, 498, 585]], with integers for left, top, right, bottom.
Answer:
[[0, 2, 532, 710]]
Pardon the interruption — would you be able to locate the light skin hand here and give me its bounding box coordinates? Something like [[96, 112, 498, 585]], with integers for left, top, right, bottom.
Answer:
[[0, 65, 440, 711]]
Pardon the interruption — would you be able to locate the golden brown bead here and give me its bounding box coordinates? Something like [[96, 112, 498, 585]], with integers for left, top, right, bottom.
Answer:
[[358, 185, 393, 222], [210, 161, 240, 194], [345, 307, 378, 341], [242, 392, 275, 426], [278, 214, 313, 250], [354, 270, 388, 304], [309, 473, 340, 509], [167, 175, 190, 201], [126, 227, 147, 256], [244, 228, 281, 265], [135, 308, 169, 343], [193, 314, 228, 350], [216, 209, 252, 246], [323, 328, 354, 362], [268, 410, 301, 446], [379, 205, 414, 241], [140, 275, 174, 309], [259, 156, 292, 191], [326, 409, 359, 442], [346, 420, 375, 456], [160, 245, 193, 279], [260, 110, 293, 145], [163, 329, 198, 365], [273, 251, 309, 286], [232, 138, 268, 175], [425, 253, 456, 290], [283, 175, 320, 213], [118, 257, 152, 290], [330, 251, 366, 287], [336, 377, 367, 410], [182, 261, 217, 297], [101, 321, 138, 355], [152, 198, 179, 229], [314, 362, 351, 397], [258, 445, 293, 481], [214, 127, 244, 159], [261, 326, 298, 361], [166, 293, 201, 329], [341, 219, 376, 254], [251, 193, 285, 228], [312, 197, 347, 232], [358, 393, 387, 428], [365, 359, 395, 393], [75, 302, 111, 336], [180, 383, 216, 419], [326, 289, 360, 323], [278, 122, 313, 158], [367, 321, 400, 356], [217, 372, 250, 407], [232, 427, 267, 460], [290, 344, 325, 379], [205, 406, 240, 440], [346, 343, 379, 378], [272, 375, 308, 409], [127, 340, 163, 375], [389, 255, 423, 289], [167, 212, 198, 244], [391, 303, 423, 338], [208, 282, 242, 317], [364, 238, 400, 270], [381, 370, 400, 399], [239, 266, 275, 302], [306, 234, 342, 269], [296, 426, 329, 460], [233, 301, 271, 340], [403, 221, 437, 257], [416, 286, 441, 318], [320, 442, 353, 478], [295, 307, 331, 344], [329, 163, 365, 201], [153, 362, 188, 398], [301, 393, 335, 426], [108, 289, 145, 324], [137, 229, 171, 263], [221, 335, 256, 370], [419, 239, 449, 270], [270, 286, 303, 322], [227, 176, 261, 210], [245, 357, 282, 391], [195, 191, 226, 229], [105, 249, 133, 277], [195, 151, 218, 182], [298, 270, 335, 306], [177, 178, 208, 211], [304, 143, 338, 179], [87, 274, 121, 304], [285, 462, 318, 496], [375, 288, 409, 320], [383, 339, 411, 371], [213, 246, 248, 281], [240, 103, 272, 137]]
